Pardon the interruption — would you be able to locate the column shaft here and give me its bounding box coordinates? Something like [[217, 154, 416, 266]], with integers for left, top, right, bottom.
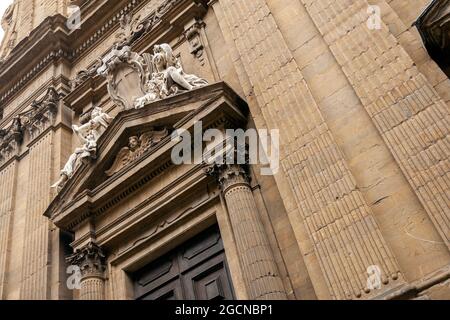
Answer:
[[219, 165, 287, 300]]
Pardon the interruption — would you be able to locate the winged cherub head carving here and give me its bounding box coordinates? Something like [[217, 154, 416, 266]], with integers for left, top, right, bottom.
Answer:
[[128, 136, 140, 150]]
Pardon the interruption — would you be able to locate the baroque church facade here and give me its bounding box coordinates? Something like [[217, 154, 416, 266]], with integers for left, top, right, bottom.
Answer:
[[0, 0, 449, 300]]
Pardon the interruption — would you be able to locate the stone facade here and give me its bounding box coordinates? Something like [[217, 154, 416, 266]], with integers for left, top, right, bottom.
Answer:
[[0, 0, 448, 300]]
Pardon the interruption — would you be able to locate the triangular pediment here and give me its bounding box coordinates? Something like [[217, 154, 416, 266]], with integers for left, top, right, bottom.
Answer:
[[45, 82, 248, 230]]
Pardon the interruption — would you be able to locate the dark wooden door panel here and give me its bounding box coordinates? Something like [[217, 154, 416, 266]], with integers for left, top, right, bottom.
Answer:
[[179, 230, 223, 272], [183, 253, 234, 300], [140, 278, 184, 300], [134, 225, 235, 300]]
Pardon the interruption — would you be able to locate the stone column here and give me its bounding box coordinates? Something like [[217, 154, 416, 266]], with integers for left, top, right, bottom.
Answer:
[[211, 0, 403, 299], [207, 164, 287, 300], [68, 242, 106, 300]]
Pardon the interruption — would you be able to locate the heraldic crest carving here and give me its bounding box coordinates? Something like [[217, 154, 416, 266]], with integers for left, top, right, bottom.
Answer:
[[97, 43, 208, 110]]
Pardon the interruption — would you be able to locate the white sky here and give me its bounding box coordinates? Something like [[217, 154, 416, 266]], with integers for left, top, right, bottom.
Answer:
[[0, 0, 14, 43]]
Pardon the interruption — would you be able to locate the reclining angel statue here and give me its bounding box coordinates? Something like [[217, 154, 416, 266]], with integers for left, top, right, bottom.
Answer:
[[72, 106, 113, 141], [134, 43, 208, 108], [51, 107, 113, 191]]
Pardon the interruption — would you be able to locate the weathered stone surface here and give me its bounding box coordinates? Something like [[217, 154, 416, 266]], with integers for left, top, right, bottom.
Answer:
[[0, 0, 448, 300]]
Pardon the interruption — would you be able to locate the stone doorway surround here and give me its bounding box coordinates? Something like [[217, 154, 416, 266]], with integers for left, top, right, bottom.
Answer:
[[44, 82, 288, 300]]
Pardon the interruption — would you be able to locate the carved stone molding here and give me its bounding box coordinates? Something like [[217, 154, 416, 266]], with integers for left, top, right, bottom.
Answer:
[[0, 48, 70, 106], [113, 0, 182, 50], [105, 128, 169, 176], [20, 87, 60, 140], [0, 116, 23, 165], [67, 242, 106, 279], [69, 59, 103, 90], [0, 86, 61, 165], [205, 163, 250, 193], [97, 46, 150, 110], [184, 19, 206, 65]]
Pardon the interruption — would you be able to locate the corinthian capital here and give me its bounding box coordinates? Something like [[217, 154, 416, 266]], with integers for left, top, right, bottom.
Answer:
[[204, 163, 250, 193], [21, 87, 60, 139], [67, 242, 106, 279]]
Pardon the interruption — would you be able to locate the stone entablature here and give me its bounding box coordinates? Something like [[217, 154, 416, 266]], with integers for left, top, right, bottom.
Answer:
[[21, 87, 59, 140]]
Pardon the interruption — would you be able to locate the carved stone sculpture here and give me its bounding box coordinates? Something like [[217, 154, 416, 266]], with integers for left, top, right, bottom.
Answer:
[[21, 87, 59, 139], [72, 106, 113, 142], [97, 42, 208, 110], [97, 46, 150, 110], [51, 107, 112, 191], [151, 43, 208, 92], [105, 128, 168, 176], [0, 116, 23, 164], [0, 3, 18, 60]]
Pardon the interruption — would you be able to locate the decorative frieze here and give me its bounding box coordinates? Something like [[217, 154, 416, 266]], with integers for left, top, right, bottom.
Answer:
[[69, 59, 103, 90], [0, 87, 61, 166]]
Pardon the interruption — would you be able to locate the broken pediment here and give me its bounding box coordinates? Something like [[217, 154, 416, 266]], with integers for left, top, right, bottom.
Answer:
[[44, 82, 248, 231]]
